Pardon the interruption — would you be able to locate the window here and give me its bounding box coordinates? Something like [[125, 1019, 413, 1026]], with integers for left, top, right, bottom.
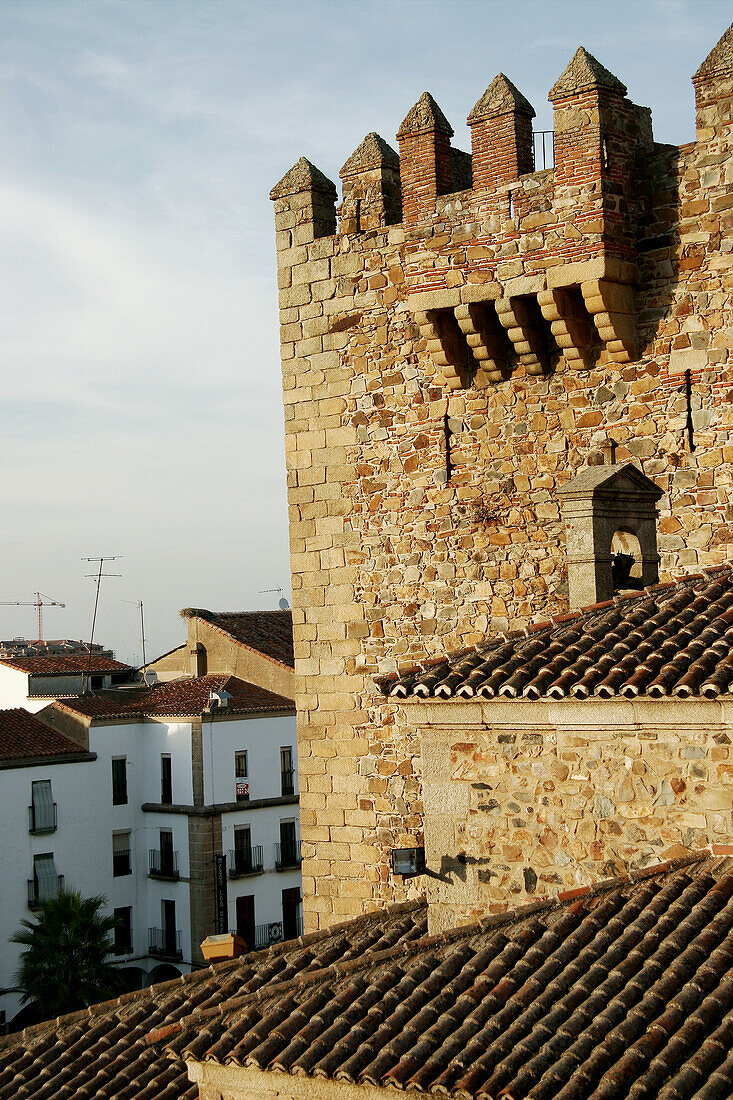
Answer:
[[114, 907, 132, 955], [159, 829, 175, 877], [235, 751, 249, 801], [160, 754, 172, 804], [280, 747, 294, 796], [30, 780, 56, 833], [31, 853, 61, 906], [113, 831, 131, 877], [112, 757, 127, 805], [276, 820, 300, 869]]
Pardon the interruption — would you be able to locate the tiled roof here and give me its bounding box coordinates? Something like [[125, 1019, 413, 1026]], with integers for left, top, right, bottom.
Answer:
[[56, 674, 294, 721], [0, 708, 88, 763], [7, 855, 733, 1099], [0, 901, 427, 1100], [162, 853, 733, 1099], [182, 609, 294, 668], [0, 654, 131, 675], [379, 566, 733, 701]]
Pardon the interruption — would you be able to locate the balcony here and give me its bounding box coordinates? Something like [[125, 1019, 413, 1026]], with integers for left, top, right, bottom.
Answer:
[[275, 841, 302, 871], [27, 875, 64, 910], [227, 845, 264, 878], [281, 769, 295, 797], [148, 927, 182, 961], [113, 850, 131, 877], [254, 916, 303, 949], [148, 849, 179, 880], [28, 804, 57, 835]]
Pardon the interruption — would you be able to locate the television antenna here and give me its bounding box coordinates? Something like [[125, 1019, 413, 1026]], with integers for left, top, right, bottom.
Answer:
[[260, 587, 290, 611], [82, 556, 121, 691]]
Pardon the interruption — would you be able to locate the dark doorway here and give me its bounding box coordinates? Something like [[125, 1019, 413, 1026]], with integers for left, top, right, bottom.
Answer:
[[236, 895, 255, 950], [282, 887, 302, 941], [159, 830, 174, 877], [162, 899, 177, 956]]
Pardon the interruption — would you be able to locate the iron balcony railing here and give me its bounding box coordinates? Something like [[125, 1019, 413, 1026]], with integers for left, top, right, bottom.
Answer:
[[113, 850, 131, 877], [27, 875, 64, 910], [148, 927, 182, 960], [255, 921, 283, 949], [148, 849, 179, 880], [281, 769, 295, 796], [532, 130, 555, 171], [228, 845, 264, 878], [28, 803, 57, 835], [254, 916, 304, 949], [275, 841, 302, 871]]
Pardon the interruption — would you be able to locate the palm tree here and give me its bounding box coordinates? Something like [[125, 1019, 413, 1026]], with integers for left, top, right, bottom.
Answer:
[[12, 890, 122, 1020]]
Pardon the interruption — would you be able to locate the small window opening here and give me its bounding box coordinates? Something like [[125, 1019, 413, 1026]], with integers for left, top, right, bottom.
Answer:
[[355, 198, 362, 232], [611, 530, 644, 592], [602, 138, 610, 171], [508, 191, 514, 219]]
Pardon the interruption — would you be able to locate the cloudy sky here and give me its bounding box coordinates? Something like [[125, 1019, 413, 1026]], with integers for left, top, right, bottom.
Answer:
[[0, 0, 728, 663]]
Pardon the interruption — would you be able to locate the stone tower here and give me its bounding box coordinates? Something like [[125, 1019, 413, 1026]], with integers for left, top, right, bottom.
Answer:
[[271, 26, 733, 931]]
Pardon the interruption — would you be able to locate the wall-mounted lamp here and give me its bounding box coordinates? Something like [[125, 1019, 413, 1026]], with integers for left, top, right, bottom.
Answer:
[[391, 847, 426, 877]]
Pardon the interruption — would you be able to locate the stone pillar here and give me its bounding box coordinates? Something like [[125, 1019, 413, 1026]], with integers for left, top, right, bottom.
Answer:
[[270, 157, 337, 247], [557, 462, 663, 609], [397, 91, 453, 224], [339, 132, 401, 232], [468, 73, 535, 191], [187, 812, 223, 965]]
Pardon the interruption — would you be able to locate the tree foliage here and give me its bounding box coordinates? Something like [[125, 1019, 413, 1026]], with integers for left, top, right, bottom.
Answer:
[[12, 890, 122, 1020]]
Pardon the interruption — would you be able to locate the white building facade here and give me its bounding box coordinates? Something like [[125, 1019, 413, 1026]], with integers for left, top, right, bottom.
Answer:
[[0, 675, 300, 1031]]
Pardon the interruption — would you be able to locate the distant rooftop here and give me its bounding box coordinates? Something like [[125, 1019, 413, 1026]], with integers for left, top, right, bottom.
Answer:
[[181, 609, 294, 669], [0, 654, 132, 677], [56, 673, 294, 721], [0, 708, 92, 766], [0, 639, 113, 659]]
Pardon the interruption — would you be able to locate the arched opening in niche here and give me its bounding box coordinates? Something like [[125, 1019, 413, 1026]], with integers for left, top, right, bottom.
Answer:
[[611, 529, 644, 592]]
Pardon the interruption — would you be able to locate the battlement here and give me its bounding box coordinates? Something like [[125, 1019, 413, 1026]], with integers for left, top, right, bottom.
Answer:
[[272, 30, 732, 386]]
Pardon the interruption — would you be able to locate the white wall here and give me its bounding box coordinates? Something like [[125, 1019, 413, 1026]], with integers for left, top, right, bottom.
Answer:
[[0, 710, 301, 1028], [0, 754, 108, 1024], [0, 667, 35, 712], [203, 712, 298, 805]]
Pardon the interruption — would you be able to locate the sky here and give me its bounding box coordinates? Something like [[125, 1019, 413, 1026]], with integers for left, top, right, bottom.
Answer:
[[0, 0, 729, 664]]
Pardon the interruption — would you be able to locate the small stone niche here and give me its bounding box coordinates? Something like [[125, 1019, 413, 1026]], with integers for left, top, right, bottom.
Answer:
[[558, 462, 663, 609]]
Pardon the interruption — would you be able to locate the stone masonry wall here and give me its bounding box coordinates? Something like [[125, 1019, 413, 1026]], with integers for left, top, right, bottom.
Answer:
[[417, 698, 733, 933], [272, 29, 733, 930]]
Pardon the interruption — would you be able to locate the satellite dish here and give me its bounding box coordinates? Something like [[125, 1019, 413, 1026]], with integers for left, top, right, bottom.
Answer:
[[278, 598, 290, 611]]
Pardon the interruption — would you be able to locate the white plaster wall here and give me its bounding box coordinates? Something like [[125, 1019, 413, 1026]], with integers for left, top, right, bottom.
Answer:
[[87, 720, 195, 968], [0, 754, 108, 1024], [0, 667, 35, 711], [203, 713, 298, 805]]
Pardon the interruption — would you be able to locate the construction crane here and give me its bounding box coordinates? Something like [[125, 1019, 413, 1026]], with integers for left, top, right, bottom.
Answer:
[[0, 592, 66, 645]]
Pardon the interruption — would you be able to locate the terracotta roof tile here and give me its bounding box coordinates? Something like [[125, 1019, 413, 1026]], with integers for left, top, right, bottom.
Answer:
[[163, 855, 733, 1100], [0, 655, 131, 675], [181, 609, 294, 668], [0, 901, 427, 1100], [0, 708, 90, 763], [7, 858, 732, 1100], [56, 674, 294, 720], [380, 567, 733, 701]]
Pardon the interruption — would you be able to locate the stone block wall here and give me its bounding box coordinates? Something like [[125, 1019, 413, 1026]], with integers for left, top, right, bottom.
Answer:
[[417, 698, 733, 933], [272, 27, 733, 930]]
